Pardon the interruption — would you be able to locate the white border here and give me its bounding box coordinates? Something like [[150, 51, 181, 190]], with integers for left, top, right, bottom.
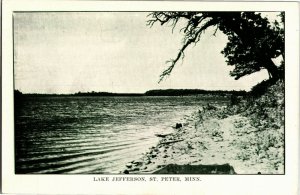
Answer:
[[2, 1, 299, 194]]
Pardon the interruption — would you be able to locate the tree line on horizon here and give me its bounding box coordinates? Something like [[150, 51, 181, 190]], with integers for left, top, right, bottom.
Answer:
[[14, 89, 247, 97], [144, 89, 246, 96]]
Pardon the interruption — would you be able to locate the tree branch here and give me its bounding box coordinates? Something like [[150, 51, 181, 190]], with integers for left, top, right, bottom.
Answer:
[[159, 18, 218, 83]]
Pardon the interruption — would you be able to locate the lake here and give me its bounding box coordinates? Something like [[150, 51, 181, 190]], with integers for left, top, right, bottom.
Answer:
[[15, 96, 227, 174]]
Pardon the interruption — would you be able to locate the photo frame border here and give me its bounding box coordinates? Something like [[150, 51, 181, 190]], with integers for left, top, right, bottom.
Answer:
[[2, 1, 299, 194]]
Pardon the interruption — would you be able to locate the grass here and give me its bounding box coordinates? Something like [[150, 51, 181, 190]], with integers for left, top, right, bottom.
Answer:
[[205, 79, 284, 172]]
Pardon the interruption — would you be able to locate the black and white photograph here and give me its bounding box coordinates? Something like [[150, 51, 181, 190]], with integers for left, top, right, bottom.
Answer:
[[14, 11, 285, 175], [2, 1, 299, 194]]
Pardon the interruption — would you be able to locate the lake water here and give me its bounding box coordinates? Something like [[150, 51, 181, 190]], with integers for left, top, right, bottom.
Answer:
[[15, 96, 227, 174]]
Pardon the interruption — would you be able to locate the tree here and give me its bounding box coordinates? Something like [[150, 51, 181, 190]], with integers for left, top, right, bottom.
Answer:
[[147, 12, 284, 83]]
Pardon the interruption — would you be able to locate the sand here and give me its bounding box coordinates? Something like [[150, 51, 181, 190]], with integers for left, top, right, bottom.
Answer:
[[122, 106, 284, 174]]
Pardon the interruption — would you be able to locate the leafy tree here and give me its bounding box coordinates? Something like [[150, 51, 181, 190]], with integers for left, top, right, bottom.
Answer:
[[147, 12, 284, 83]]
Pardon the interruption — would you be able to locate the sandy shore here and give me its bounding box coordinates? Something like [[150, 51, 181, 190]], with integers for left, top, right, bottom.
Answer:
[[122, 105, 284, 174]]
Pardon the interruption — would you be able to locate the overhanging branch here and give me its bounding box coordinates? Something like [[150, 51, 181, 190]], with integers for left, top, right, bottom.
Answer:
[[158, 19, 218, 83]]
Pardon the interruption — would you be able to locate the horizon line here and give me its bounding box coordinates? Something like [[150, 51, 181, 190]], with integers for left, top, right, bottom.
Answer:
[[14, 88, 248, 96]]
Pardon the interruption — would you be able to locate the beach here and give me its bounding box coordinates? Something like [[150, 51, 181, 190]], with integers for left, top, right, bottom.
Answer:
[[123, 109, 284, 174], [123, 81, 284, 174]]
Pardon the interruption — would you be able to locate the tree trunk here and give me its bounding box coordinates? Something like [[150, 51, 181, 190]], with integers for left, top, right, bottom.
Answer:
[[263, 58, 280, 82], [223, 16, 282, 83]]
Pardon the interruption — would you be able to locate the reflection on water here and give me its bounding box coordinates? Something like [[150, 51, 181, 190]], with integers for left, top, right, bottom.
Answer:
[[15, 96, 226, 174]]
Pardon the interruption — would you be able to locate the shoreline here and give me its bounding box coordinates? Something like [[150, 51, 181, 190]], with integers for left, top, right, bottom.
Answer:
[[122, 102, 284, 174]]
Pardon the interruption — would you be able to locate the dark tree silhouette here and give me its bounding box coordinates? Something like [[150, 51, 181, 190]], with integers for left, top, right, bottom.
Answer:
[[147, 12, 284, 83]]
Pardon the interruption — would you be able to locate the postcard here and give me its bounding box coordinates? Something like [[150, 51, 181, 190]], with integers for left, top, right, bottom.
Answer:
[[2, 1, 299, 194]]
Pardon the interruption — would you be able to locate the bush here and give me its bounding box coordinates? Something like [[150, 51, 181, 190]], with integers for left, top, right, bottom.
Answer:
[[250, 79, 274, 97], [235, 80, 284, 171]]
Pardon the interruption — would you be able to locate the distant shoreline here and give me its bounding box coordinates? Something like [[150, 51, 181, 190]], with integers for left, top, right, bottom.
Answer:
[[14, 89, 247, 97]]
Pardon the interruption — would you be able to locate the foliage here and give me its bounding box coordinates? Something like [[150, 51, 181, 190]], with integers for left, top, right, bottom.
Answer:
[[220, 12, 284, 80], [14, 89, 23, 96], [233, 80, 284, 171], [249, 79, 274, 97], [147, 12, 284, 83], [144, 89, 246, 96], [206, 80, 284, 171]]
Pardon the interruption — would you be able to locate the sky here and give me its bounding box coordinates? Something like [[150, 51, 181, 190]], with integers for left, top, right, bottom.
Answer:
[[14, 12, 279, 94]]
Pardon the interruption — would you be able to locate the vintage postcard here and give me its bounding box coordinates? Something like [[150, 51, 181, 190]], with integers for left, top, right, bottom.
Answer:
[[2, 1, 299, 194]]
